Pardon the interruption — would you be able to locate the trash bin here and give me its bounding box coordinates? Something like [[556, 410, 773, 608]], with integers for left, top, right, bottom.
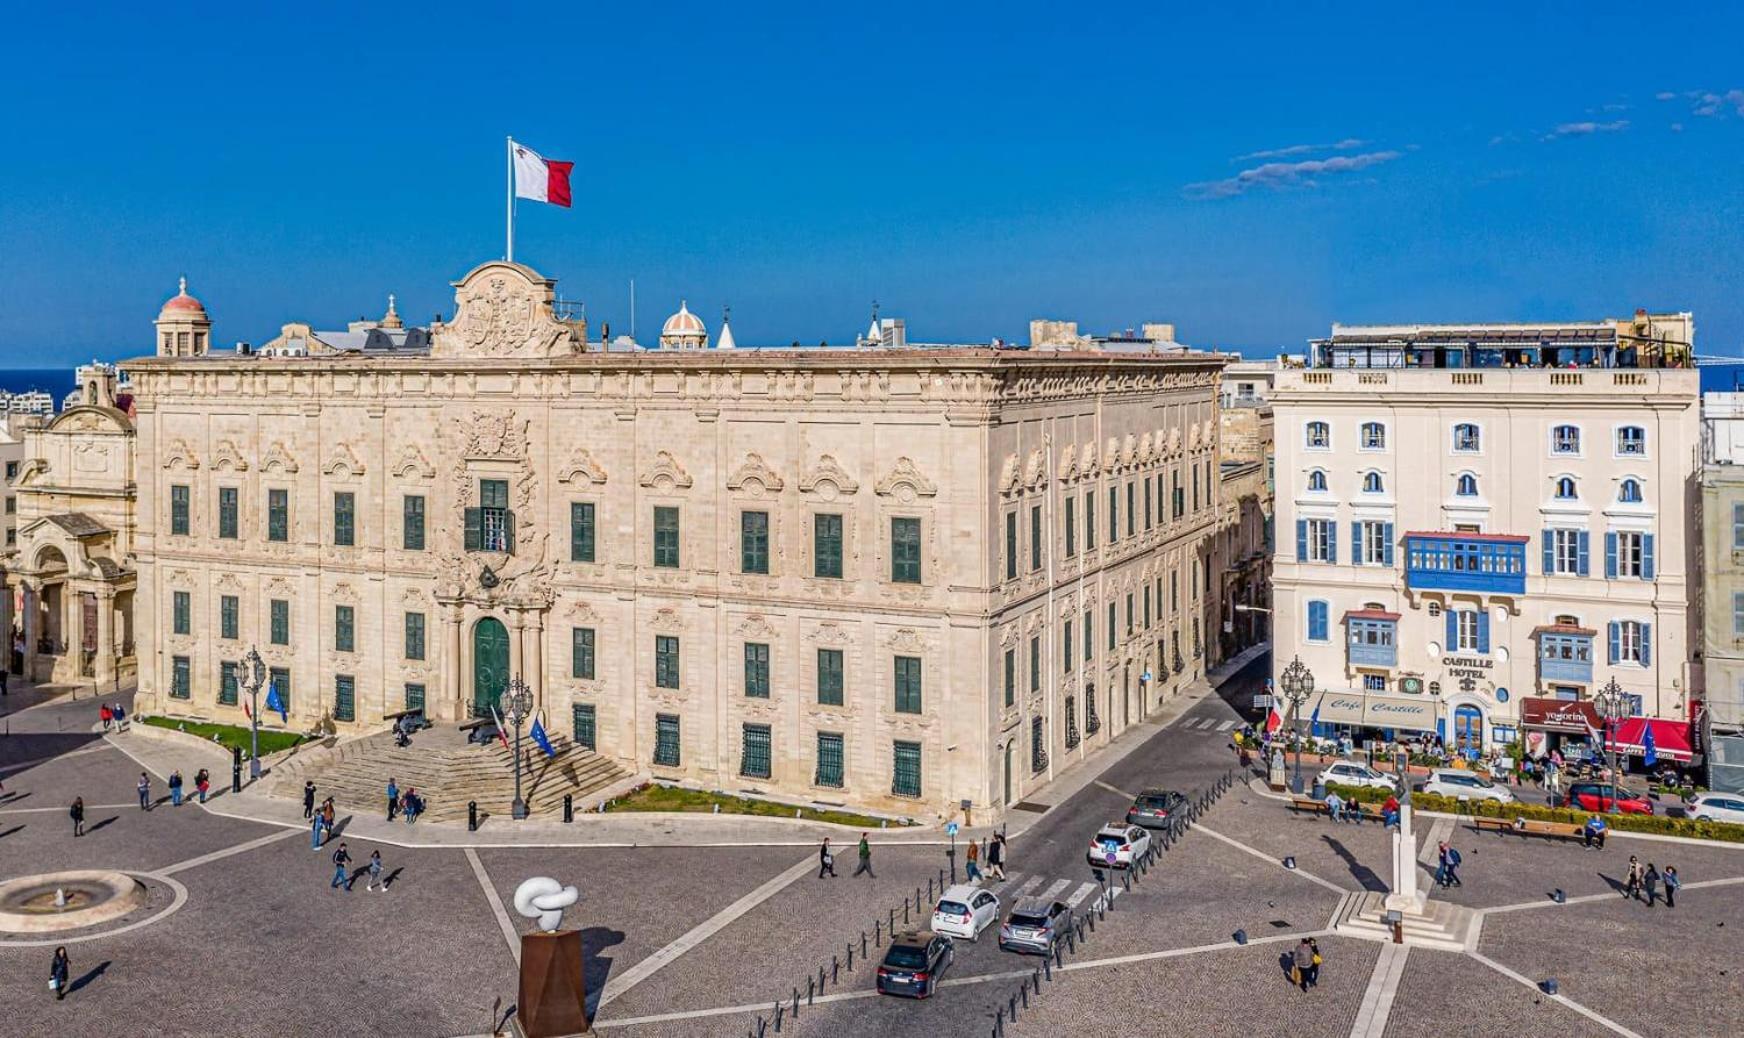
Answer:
[[1311, 781, 1326, 799]]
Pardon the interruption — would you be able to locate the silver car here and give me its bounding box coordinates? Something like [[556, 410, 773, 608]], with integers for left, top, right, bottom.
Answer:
[[998, 896, 1072, 955]]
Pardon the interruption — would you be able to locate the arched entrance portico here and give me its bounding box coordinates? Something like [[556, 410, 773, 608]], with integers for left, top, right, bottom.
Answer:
[[472, 616, 510, 718]]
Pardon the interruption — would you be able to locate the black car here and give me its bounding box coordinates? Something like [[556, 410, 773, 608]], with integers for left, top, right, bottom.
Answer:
[[876, 931, 953, 998], [1126, 789, 1187, 829], [998, 897, 1073, 955]]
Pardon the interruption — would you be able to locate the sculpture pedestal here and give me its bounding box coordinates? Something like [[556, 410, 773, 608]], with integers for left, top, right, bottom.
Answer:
[[515, 931, 593, 1038]]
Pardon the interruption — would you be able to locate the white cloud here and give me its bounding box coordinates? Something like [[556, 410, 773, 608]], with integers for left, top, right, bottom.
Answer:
[[1655, 91, 1678, 101], [1671, 122, 1684, 132], [1691, 89, 1744, 117], [1234, 138, 1368, 162], [1541, 119, 1630, 140], [1184, 150, 1403, 200]]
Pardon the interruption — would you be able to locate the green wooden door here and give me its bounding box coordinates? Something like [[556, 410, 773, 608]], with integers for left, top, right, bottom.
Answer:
[[472, 617, 509, 719]]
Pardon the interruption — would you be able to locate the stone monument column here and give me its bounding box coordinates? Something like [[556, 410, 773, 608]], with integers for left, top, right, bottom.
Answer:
[[1384, 750, 1425, 915], [442, 602, 464, 723]]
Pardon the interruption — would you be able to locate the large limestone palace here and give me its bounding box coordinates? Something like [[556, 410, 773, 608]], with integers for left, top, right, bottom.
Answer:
[[127, 260, 1229, 818]]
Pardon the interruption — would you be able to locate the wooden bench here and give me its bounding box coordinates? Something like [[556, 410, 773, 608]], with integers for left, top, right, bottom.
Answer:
[[1471, 816, 1585, 841], [1289, 796, 1328, 815]]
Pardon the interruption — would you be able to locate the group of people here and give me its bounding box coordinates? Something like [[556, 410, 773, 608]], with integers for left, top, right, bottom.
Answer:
[[1290, 938, 1323, 991], [816, 833, 880, 878], [304, 783, 338, 848], [97, 702, 128, 730], [964, 832, 1008, 882], [383, 778, 424, 824], [1622, 855, 1680, 907], [165, 769, 211, 806], [328, 842, 388, 892]]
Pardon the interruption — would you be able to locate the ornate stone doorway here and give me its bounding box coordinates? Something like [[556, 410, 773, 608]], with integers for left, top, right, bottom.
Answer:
[[472, 616, 509, 719]]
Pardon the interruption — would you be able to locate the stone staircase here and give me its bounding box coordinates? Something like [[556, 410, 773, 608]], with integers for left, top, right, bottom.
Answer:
[[266, 726, 633, 825], [1330, 890, 1477, 952]]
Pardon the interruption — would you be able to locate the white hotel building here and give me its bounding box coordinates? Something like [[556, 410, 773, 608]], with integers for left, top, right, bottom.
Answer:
[[1271, 317, 1701, 764]]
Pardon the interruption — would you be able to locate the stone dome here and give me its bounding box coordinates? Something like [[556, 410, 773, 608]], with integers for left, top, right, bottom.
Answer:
[[160, 277, 206, 316], [662, 301, 705, 338]]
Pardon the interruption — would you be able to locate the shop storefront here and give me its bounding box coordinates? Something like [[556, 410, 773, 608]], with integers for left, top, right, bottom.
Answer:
[[1520, 696, 1602, 759], [1309, 690, 1438, 742]]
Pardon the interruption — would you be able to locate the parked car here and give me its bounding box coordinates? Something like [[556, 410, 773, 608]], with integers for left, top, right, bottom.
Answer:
[[1126, 789, 1188, 829], [1317, 761, 1398, 791], [930, 885, 1000, 941], [1562, 782, 1653, 815], [999, 896, 1074, 955], [1419, 769, 1515, 803], [1086, 823, 1152, 870], [1687, 792, 1744, 825], [876, 931, 953, 998]]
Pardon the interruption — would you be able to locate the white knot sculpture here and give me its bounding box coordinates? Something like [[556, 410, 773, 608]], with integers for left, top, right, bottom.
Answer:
[[512, 876, 580, 932]]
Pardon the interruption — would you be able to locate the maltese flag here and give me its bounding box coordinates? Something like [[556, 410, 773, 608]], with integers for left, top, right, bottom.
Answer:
[[512, 141, 573, 207]]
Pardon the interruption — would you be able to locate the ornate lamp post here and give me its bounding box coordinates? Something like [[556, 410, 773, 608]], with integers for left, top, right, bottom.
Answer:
[[242, 645, 266, 780], [1278, 655, 1315, 794], [1594, 677, 1630, 812], [500, 676, 535, 820]]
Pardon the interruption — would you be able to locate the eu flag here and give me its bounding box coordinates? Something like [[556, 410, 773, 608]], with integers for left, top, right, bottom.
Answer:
[[265, 681, 288, 724], [530, 717, 556, 758], [1642, 722, 1657, 768]]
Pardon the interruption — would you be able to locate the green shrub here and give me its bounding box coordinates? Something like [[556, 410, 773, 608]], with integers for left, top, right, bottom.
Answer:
[[140, 715, 307, 757], [1317, 783, 1744, 844]]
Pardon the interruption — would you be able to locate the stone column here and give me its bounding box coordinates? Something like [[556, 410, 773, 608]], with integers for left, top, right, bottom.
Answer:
[[443, 603, 464, 723], [0, 576, 11, 677], [527, 610, 545, 717], [508, 609, 525, 688], [19, 580, 37, 683], [95, 588, 116, 688]]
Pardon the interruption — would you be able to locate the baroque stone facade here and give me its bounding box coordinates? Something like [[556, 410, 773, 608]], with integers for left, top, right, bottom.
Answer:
[[127, 261, 1226, 819]]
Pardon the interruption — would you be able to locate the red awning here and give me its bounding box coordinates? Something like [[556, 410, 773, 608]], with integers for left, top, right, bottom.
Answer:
[[1604, 718, 1695, 763], [1520, 696, 1601, 733]]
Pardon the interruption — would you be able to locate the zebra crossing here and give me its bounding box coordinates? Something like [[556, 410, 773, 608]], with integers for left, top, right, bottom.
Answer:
[[1178, 716, 1238, 733], [975, 871, 1117, 911]]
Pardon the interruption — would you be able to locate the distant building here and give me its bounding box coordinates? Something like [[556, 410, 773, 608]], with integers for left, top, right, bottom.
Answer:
[[1700, 392, 1744, 790]]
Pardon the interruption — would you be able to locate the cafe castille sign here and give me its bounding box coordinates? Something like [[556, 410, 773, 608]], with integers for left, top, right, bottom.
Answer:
[[1308, 691, 1436, 731]]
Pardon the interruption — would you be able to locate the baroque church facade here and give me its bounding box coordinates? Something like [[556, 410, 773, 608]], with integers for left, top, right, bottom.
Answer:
[[127, 260, 1227, 818]]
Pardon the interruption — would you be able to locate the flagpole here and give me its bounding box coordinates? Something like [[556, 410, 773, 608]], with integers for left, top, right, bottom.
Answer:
[[506, 135, 515, 263]]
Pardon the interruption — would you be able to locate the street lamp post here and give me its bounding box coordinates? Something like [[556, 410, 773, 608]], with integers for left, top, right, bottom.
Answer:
[[1594, 677, 1630, 813], [499, 676, 534, 821], [1278, 656, 1315, 795], [241, 645, 266, 780]]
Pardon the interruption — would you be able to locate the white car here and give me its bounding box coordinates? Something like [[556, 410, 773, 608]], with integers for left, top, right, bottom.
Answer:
[[1687, 793, 1744, 825], [930, 884, 1000, 941], [1419, 768, 1514, 803], [1317, 761, 1398, 791], [1086, 823, 1153, 870]]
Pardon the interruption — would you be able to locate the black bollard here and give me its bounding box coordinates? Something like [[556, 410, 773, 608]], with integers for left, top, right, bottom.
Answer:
[[563, 794, 573, 823], [832, 955, 840, 983], [817, 965, 825, 994], [806, 977, 815, 1005], [231, 746, 242, 793], [774, 1002, 783, 1032], [863, 930, 869, 955], [903, 899, 910, 925], [847, 943, 855, 970], [1020, 981, 1029, 1009], [468, 800, 478, 832], [874, 920, 881, 945], [1010, 993, 1019, 1019], [889, 907, 896, 934], [927, 877, 934, 901], [792, 987, 800, 1018]]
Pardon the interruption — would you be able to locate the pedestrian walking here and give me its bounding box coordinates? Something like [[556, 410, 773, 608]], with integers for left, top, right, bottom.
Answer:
[[69, 797, 84, 837], [169, 770, 184, 807], [1307, 938, 1323, 988], [1445, 845, 1462, 887], [364, 850, 385, 892], [853, 833, 875, 878], [1435, 842, 1451, 888], [195, 769, 209, 804], [1643, 863, 1661, 907], [100, 704, 112, 730], [386, 778, 399, 822], [330, 842, 353, 890], [310, 813, 324, 850], [321, 798, 336, 842], [112, 703, 126, 730], [1664, 865, 1680, 908], [988, 833, 1008, 880], [1625, 855, 1644, 901], [50, 947, 70, 1001], [818, 838, 837, 879], [136, 772, 151, 811], [1292, 938, 1314, 992], [965, 837, 982, 882], [302, 781, 316, 820]]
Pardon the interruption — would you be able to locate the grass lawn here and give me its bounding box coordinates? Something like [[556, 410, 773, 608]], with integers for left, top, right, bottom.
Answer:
[[141, 715, 308, 757], [604, 783, 913, 829]]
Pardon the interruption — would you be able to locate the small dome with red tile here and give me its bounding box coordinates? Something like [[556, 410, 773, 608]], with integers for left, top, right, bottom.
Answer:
[[160, 276, 207, 316]]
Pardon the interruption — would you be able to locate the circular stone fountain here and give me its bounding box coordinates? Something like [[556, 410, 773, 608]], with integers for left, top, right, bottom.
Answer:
[[0, 871, 148, 934]]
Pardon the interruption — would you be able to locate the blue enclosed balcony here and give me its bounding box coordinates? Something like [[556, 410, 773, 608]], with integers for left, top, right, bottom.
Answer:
[[1403, 532, 1528, 595], [1346, 611, 1399, 668], [1536, 625, 1595, 685]]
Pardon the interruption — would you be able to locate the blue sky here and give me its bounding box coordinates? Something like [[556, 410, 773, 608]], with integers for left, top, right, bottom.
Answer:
[[2, 2, 1742, 364]]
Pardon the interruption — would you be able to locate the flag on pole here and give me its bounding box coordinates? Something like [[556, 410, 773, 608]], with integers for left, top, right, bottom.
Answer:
[[530, 716, 556, 758], [1264, 706, 1283, 735], [490, 704, 512, 750], [1642, 722, 1658, 767], [512, 141, 574, 207], [264, 681, 288, 724]]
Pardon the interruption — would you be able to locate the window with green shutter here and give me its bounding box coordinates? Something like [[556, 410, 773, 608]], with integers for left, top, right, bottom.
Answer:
[[171, 655, 191, 699], [220, 595, 238, 640], [267, 488, 289, 542], [740, 723, 772, 779], [572, 703, 596, 751], [219, 661, 239, 706], [334, 675, 355, 722], [1030, 505, 1043, 571], [1107, 602, 1116, 650], [173, 591, 190, 635], [572, 627, 595, 679], [1063, 620, 1073, 673], [1029, 637, 1040, 694], [1005, 511, 1017, 581], [814, 513, 843, 578], [403, 495, 425, 551], [1065, 496, 1076, 557], [1083, 609, 1093, 662], [405, 612, 425, 661], [744, 642, 770, 697], [218, 486, 238, 539], [1108, 486, 1118, 543], [817, 648, 844, 706], [1003, 648, 1015, 708], [653, 506, 680, 568], [404, 683, 425, 713], [1085, 493, 1096, 550], [891, 517, 921, 584], [335, 605, 354, 653], [893, 740, 922, 797], [1144, 479, 1153, 530], [570, 501, 595, 562], [741, 511, 770, 574], [894, 655, 922, 714], [816, 731, 844, 787], [270, 599, 290, 646], [333, 491, 356, 546], [655, 635, 680, 689], [269, 667, 291, 713], [170, 484, 190, 536], [1126, 481, 1135, 537], [654, 713, 681, 766], [467, 479, 513, 553]]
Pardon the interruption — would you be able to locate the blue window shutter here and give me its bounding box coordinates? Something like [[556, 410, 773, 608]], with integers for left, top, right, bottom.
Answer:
[[1383, 523, 1395, 566], [1307, 601, 1326, 641], [1542, 530, 1553, 574], [1476, 612, 1490, 654], [1607, 622, 1620, 664], [1445, 610, 1458, 648], [1297, 519, 1307, 560], [1351, 522, 1362, 565], [1577, 531, 1590, 577], [1642, 534, 1655, 580], [1641, 624, 1652, 666], [1605, 532, 1618, 579], [1328, 522, 1338, 565]]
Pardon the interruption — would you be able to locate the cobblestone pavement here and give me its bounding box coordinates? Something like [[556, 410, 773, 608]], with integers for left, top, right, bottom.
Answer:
[[1380, 948, 1615, 1038]]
